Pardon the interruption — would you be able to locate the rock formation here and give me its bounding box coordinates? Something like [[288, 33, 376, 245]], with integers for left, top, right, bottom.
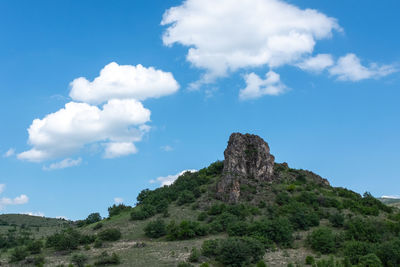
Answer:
[[217, 133, 275, 203]]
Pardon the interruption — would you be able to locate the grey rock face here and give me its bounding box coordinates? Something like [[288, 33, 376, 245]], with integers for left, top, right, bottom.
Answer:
[[217, 133, 275, 203]]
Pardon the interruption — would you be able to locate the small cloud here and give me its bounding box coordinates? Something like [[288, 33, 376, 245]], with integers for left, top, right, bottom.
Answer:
[[150, 170, 197, 187], [104, 142, 138, 159], [239, 71, 287, 100], [43, 158, 82, 171], [0, 194, 29, 210], [381, 195, 400, 199], [329, 53, 398, 81], [22, 212, 45, 217], [3, 148, 15, 158], [114, 197, 124, 204], [161, 145, 174, 152], [296, 54, 334, 73]]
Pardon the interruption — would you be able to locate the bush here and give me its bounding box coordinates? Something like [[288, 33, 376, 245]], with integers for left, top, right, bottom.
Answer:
[[216, 237, 265, 267], [305, 255, 315, 265], [46, 228, 82, 251], [329, 213, 345, 228], [342, 241, 374, 265], [33, 255, 45, 266], [144, 219, 167, 238], [177, 263, 193, 267], [247, 217, 293, 247], [177, 190, 195, 205], [93, 238, 103, 248], [93, 223, 103, 230], [307, 227, 336, 254], [345, 217, 384, 243], [377, 239, 400, 267], [201, 239, 219, 257], [98, 228, 121, 242], [256, 260, 267, 267], [358, 254, 383, 267], [71, 253, 88, 267], [94, 251, 121, 265], [188, 247, 200, 262], [167, 220, 208, 240], [9, 246, 28, 262], [108, 204, 131, 217], [85, 213, 102, 225], [227, 221, 249, 237], [130, 205, 156, 220], [26, 240, 43, 254]]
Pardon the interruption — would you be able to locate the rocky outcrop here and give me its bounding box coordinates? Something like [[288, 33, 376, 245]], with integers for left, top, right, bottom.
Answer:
[[217, 133, 275, 203]]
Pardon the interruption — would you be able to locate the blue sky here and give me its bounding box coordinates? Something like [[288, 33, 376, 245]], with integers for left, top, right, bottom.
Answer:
[[0, 0, 399, 220]]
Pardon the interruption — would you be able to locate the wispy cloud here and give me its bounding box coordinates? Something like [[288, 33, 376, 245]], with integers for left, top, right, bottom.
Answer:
[[43, 158, 82, 171]]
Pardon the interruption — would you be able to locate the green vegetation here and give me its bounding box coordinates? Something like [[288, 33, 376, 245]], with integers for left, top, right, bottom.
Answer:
[[0, 160, 398, 266]]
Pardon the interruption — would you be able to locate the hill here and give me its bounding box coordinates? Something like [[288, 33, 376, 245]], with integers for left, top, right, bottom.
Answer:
[[0, 133, 399, 267], [379, 197, 400, 208]]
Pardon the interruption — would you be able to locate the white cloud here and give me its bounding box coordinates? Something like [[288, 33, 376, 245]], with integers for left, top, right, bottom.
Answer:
[[56, 216, 69, 220], [297, 54, 334, 72], [43, 158, 82, 171], [18, 99, 151, 162], [162, 0, 340, 82], [3, 148, 15, 158], [104, 142, 137, 159], [22, 212, 45, 217], [114, 197, 124, 204], [0, 194, 29, 210], [161, 145, 173, 152], [239, 71, 286, 100], [329, 53, 398, 81], [69, 62, 179, 104], [19, 62, 179, 163], [150, 169, 197, 187], [381, 195, 400, 199]]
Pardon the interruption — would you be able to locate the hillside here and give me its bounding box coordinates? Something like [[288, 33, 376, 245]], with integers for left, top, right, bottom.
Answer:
[[379, 197, 400, 208], [0, 133, 399, 267]]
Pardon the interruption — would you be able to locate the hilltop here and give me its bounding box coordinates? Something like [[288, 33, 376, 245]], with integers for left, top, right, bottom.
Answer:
[[0, 133, 399, 267]]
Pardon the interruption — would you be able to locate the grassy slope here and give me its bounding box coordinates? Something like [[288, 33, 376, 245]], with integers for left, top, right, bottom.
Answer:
[[0, 163, 398, 266]]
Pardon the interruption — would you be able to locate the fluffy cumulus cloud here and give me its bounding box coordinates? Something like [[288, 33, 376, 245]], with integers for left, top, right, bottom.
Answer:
[[18, 99, 150, 162], [297, 54, 334, 72], [150, 169, 197, 187], [0, 185, 29, 210], [329, 53, 397, 81], [69, 62, 179, 104], [43, 158, 82, 171], [162, 0, 340, 81], [18, 62, 178, 163], [240, 71, 286, 100]]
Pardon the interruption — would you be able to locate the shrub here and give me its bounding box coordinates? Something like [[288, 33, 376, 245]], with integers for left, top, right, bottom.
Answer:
[[307, 227, 336, 254], [26, 240, 43, 254], [342, 241, 374, 265], [167, 220, 208, 240], [46, 228, 82, 251], [247, 217, 293, 247], [108, 204, 131, 217], [177, 190, 195, 205], [98, 228, 121, 242], [94, 251, 121, 266], [345, 217, 384, 243], [130, 205, 156, 220], [93, 239, 103, 248], [85, 213, 102, 225], [144, 219, 167, 238], [276, 192, 290, 205], [216, 237, 265, 267], [377, 239, 400, 267], [201, 239, 219, 257], [305, 255, 315, 265], [329, 213, 345, 228], [188, 247, 200, 262], [358, 254, 383, 267], [256, 260, 267, 267], [71, 253, 88, 267], [197, 212, 207, 221], [9, 246, 28, 262], [177, 263, 193, 267], [227, 221, 249, 237], [93, 223, 103, 230], [33, 255, 45, 266]]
